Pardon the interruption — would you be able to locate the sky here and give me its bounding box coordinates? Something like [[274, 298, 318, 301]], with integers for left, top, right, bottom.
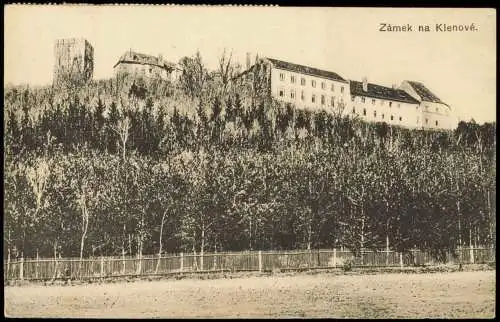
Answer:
[[4, 5, 496, 123]]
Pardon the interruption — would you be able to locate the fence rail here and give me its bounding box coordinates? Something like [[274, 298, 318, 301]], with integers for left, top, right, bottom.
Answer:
[[3, 247, 495, 281]]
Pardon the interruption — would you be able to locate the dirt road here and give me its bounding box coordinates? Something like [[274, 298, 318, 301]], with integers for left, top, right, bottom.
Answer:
[[4, 270, 495, 318]]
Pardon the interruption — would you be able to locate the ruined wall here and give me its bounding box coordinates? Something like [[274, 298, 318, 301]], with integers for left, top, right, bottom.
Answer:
[[53, 38, 94, 87]]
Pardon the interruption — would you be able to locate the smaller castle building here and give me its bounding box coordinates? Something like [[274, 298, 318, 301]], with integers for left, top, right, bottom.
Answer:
[[399, 81, 456, 130], [113, 50, 180, 81], [349, 78, 421, 129]]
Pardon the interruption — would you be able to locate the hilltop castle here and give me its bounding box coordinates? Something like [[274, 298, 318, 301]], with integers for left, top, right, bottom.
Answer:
[[52, 38, 456, 130], [236, 56, 457, 130]]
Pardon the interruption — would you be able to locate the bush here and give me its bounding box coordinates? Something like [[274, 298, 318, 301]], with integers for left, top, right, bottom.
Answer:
[[342, 259, 354, 272]]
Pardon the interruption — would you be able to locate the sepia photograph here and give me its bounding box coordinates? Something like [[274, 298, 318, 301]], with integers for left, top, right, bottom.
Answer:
[[3, 4, 496, 318]]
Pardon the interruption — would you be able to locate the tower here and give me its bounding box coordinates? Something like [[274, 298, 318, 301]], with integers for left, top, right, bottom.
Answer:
[[53, 38, 94, 87]]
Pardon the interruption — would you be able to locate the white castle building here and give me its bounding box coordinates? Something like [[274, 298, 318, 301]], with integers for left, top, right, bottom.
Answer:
[[238, 56, 457, 130]]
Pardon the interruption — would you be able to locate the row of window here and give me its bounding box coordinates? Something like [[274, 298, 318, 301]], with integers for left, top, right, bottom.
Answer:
[[351, 98, 445, 115], [353, 107, 439, 126], [351, 96, 406, 109], [279, 72, 345, 93], [424, 105, 443, 113], [278, 89, 337, 107], [354, 107, 403, 122]]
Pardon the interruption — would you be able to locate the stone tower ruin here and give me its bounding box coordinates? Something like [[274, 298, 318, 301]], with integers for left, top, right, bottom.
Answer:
[[53, 38, 94, 87]]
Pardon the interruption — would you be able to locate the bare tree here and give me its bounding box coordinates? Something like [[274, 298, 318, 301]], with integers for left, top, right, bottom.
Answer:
[[178, 51, 208, 101], [111, 116, 131, 160], [218, 49, 234, 96], [76, 184, 90, 274], [26, 158, 51, 219]]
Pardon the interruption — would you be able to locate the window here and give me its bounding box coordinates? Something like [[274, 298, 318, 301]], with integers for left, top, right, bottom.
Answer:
[[331, 96, 335, 107], [381, 100, 385, 106], [425, 118, 429, 124], [389, 102, 393, 107], [351, 95, 355, 102], [382, 114, 385, 119], [425, 105, 429, 111], [435, 107, 439, 112], [291, 75, 296, 83], [331, 83, 335, 91], [321, 82, 326, 90], [373, 110, 377, 118], [291, 89, 296, 99], [363, 108, 366, 116], [301, 78, 306, 86], [311, 80, 316, 88], [361, 97, 366, 103], [435, 120, 439, 126], [352, 107, 356, 114], [280, 73, 285, 81], [312, 94, 316, 103], [390, 115, 394, 121], [279, 89, 284, 97], [372, 99, 376, 105], [416, 106, 419, 110], [301, 90, 305, 101], [321, 95, 325, 105], [399, 116, 402, 121], [341, 86, 344, 93], [398, 103, 401, 108]]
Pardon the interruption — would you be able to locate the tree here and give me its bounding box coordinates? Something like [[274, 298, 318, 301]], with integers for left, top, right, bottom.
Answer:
[[178, 51, 208, 101], [217, 49, 234, 97], [111, 116, 131, 160], [94, 97, 106, 150], [61, 151, 105, 273]]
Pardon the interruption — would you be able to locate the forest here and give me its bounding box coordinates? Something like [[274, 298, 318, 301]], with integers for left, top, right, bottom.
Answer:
[[3, 51, 496, 263]]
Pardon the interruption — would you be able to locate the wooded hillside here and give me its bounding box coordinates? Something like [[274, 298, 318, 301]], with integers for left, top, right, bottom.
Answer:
[[3, 51, 496, 262]]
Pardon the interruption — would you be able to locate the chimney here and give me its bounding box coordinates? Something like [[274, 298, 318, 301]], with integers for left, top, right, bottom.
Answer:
[[362, 77, 368, 92], [246, 52, 251, 71]]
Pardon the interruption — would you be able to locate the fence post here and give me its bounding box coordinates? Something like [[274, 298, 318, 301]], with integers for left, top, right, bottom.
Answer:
[[180, 252, 184, 272], [20, 257, 24, 281], [6, 252, 10, 280], [470, 247, 475, 264], [333, 248, 337, 268], [36, 250, 39, 279], [100, 256, 104, 278], [399, 252, 403, 269], [258, 251, 262, 272]]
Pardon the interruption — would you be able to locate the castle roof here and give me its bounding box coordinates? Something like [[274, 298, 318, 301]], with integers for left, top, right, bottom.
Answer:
[[113, 50, 177, 70], [405, 81, 448, 106], [350, 80, 420, 104], [266, 58, 348, 83]]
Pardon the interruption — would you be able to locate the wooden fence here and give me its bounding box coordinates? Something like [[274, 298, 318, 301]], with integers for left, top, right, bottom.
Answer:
[[3, 247, 495, 281]]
